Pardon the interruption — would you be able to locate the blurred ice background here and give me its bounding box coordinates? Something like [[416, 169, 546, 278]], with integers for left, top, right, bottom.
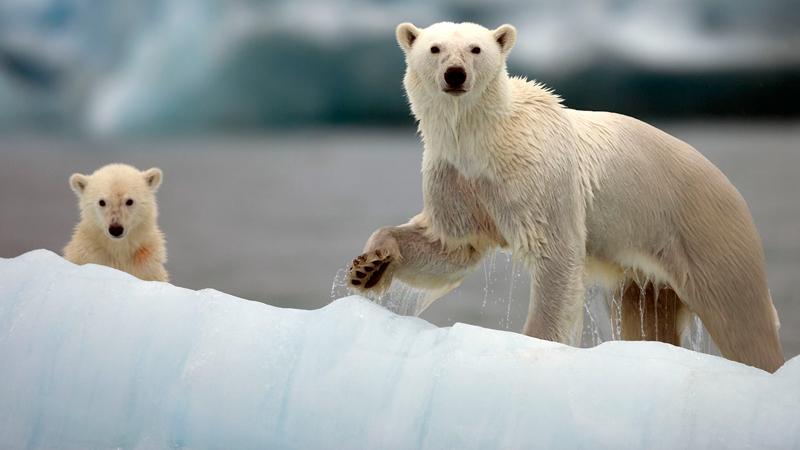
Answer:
[[2, 0, 799, 133], [0, 0, 798, 356]]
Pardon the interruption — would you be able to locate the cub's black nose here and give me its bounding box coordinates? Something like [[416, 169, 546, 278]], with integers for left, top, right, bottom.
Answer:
[[444, 66, 466, 88], [109, 224, 124, 237]]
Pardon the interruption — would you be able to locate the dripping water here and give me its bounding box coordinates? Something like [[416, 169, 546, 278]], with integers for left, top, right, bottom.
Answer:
[[329, 268, 348, 301], [578, 278, 716, 357], [481, 251, 498, 313], [503, 258, 522, 330], [329, 264, 426, 316], [331, 252, 718, 357], [582, 285, 604, 346], [638, 281, 646, 340]]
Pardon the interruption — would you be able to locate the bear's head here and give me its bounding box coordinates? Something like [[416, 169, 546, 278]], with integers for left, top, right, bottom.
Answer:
[[396, 22, 516, 101], [69, 164, 163, 241]]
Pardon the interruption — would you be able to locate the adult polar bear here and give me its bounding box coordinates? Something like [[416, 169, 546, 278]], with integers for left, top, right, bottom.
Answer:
[[347, 22, 784, 372]]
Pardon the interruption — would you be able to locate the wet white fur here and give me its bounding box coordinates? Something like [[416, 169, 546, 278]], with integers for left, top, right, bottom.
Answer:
[[353, 22, 783, 372]]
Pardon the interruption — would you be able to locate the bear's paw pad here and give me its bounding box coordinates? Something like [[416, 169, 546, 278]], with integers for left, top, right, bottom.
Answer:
[[348, 251, 393, 289]]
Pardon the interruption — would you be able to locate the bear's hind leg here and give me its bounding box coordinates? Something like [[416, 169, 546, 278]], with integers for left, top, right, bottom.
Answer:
[[619, 280, 682, 346], [684, 278, 784, 372]]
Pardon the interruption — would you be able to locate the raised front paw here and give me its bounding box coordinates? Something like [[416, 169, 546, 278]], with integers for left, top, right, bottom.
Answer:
[[348, 249, 394, 292]]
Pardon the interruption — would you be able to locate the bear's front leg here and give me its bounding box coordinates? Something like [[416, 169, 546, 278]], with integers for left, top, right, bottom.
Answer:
[[347, 217, 486, 295], [522, 234, 586, 346]]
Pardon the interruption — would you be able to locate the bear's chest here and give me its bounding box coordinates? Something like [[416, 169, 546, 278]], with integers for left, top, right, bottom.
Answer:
[[423, 159, 505, 247], [425, 127, 491, 179], [97, 244, 152, 275]]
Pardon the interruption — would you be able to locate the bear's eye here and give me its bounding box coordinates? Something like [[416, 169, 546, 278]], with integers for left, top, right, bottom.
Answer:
[[98, 199, 106, 207], [126, 199, 134, 206], [430, 46, 440, 54], [471, 46, 481, 54]]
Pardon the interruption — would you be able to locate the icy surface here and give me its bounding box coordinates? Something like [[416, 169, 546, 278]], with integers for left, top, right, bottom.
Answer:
[[0, 250, 798, 449]]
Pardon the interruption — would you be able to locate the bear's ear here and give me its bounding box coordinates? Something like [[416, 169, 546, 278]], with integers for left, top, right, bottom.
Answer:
[[493, 24, 517, 54], [143, 167, 163, 191], [69, 173, 89, 195], [396, 23, 420, 53]]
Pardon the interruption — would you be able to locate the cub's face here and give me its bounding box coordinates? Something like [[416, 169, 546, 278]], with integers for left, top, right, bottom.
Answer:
[[70, 164, 162, 241], [396, 22, 516, 100]]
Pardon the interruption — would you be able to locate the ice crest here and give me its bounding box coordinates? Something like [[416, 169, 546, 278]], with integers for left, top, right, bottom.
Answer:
[[0, 250, 798, 449]]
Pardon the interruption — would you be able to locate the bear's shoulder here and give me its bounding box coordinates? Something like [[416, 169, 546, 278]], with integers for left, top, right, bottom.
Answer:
[[509, 77, 562, 108]]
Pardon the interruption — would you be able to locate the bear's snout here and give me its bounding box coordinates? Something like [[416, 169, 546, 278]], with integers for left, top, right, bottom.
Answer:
[[108, 224, 125, 238], [444, 66, 467, 91]]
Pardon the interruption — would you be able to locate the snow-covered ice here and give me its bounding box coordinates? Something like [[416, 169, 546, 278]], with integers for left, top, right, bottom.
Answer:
[[0, 250, 798, 449]]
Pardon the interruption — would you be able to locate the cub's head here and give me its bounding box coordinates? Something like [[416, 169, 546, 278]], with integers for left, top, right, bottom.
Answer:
[[396, 22, 516, 100], [69, 164, 163, 240]]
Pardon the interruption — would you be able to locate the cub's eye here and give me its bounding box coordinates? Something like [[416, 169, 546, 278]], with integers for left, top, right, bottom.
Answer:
[[430, 46, 440, 54], [98, 199, 106, 207], [471, 47, 481, 54], [126, 199, 134, 206]]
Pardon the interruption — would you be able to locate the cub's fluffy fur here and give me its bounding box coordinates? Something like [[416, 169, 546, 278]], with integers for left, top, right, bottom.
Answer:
[[64, 163, 168, 282]]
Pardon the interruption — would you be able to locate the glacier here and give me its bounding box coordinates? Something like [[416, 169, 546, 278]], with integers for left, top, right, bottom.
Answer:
[[0, 250, 798, 449], [2, 0, 799, 133]]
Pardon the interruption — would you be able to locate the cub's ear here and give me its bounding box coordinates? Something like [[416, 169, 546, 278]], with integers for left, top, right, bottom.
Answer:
[[493, 24, 517, 54], [69, 173, 89, 195], [142, 167, 163, 191], [396, 23, 420, 53]]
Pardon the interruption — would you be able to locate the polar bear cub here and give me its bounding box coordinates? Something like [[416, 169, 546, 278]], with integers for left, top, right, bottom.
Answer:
[[347, 22, 784, 372], [64, 163, 168, 282]]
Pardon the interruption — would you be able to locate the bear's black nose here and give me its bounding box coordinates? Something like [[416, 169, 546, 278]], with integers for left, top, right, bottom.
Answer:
[[109, 224, 124, 237], [444, 66, 466, 89]]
